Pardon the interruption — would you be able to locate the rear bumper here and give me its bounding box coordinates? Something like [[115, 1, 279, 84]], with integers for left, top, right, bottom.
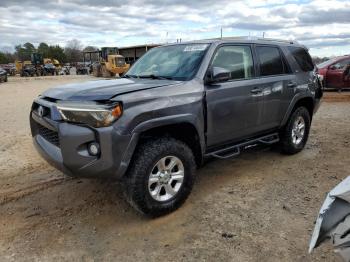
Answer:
[[30, 109, 138, 179]]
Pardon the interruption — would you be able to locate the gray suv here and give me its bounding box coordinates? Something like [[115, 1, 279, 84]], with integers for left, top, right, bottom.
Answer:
[[30, 38, 323, 216]]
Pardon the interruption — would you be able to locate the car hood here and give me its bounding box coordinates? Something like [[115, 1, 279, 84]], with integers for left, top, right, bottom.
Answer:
[[41, 78, 182, 101]]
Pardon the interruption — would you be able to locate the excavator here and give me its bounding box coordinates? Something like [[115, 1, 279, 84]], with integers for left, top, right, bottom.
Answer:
[[84, 47, 130, 77]]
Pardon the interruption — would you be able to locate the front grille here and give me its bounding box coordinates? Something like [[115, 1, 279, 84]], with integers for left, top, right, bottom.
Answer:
[[33, 121, 60, 147]]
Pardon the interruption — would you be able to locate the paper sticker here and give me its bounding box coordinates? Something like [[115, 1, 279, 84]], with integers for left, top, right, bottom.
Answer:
[[183, 44, 208, 52]]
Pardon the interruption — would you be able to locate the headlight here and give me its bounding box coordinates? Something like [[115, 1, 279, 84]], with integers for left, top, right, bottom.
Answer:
[[56, 101, 122, 128]]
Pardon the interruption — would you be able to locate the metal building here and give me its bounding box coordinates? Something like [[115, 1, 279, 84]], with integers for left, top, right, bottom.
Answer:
[[118, 44, 160, 65]]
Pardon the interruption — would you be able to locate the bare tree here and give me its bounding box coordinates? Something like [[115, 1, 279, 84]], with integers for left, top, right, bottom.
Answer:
[[64, 39, 83, 63]]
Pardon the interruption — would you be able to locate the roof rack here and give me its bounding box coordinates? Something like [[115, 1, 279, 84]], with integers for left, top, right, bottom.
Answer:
[[209, 36, 297, 45], [255, 37, 298, 45]]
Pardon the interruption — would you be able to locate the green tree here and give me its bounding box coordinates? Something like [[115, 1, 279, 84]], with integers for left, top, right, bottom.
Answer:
[[48, 45, 66, 63], [15, 42, 36, 61], [0, 52, 10, 64], [38, 42, 50, 58], [23, 42, 35, 52]]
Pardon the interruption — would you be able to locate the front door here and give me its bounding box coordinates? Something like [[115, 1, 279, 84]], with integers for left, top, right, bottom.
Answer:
[[205, 45, 264, 147], [326, 58, 350, 89]]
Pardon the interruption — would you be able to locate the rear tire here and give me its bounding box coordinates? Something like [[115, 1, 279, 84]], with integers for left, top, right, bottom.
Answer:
[[280, 106, 311, 155], [123, 137, 196, 216]]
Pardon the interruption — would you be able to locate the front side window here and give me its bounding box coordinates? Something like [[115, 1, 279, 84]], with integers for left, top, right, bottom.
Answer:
[[331, 59, 350, 70], [210, 45, 254, 80], [125, 44, 209, 80], [256, 46, 286, 76], [288, 46, 314, 72]]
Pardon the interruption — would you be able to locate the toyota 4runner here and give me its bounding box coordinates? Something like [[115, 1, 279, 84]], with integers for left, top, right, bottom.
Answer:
[[30, 38, 323, 216]]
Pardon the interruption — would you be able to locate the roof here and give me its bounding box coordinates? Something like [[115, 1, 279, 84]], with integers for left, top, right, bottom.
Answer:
[[163, 36, 305, 48]]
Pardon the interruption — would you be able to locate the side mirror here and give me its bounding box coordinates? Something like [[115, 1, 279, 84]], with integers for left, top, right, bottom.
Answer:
[[206, 67, 231, 84]]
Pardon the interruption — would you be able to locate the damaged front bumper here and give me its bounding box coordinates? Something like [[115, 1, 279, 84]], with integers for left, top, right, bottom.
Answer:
[[30, 98, 138, 179]]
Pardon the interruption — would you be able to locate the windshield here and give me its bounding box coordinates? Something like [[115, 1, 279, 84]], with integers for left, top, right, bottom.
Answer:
[[125, 43, 210, 80]]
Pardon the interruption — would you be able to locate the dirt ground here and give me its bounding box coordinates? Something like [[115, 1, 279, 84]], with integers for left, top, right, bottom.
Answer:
[[0, 75, 349, 261]]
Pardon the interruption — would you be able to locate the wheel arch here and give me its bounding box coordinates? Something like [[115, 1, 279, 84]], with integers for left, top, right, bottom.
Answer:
[[132, 117, 205, 168], [281, 95, 314, 127]]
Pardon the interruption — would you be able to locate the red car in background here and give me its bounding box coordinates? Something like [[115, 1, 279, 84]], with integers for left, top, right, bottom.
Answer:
[[317, 55, 350, 91]]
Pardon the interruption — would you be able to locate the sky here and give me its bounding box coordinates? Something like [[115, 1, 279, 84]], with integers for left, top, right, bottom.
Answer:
[[0, 0, 350, 57]]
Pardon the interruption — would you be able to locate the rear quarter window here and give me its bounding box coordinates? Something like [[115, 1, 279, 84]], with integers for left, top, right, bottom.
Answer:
[[288, 46, 314, 72]]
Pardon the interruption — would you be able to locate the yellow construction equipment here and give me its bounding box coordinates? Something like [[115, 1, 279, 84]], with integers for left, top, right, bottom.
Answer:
[[15, 60, 31, 73], [84, 47, 130, 77], [44, 58, 61, 70]]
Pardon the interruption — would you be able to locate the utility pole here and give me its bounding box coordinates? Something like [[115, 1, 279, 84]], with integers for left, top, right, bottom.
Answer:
[[220, 27, 223, 39]]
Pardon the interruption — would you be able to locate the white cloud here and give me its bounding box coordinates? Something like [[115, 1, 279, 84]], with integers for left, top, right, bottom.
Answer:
[[0, 0, 349, 56]]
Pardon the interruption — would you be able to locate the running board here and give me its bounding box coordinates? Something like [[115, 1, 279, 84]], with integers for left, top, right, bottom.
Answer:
[[205, 133, 280, 160]]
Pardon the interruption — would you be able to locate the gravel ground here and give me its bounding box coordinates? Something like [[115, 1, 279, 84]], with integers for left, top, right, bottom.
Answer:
[[0, 75, 349, 261]]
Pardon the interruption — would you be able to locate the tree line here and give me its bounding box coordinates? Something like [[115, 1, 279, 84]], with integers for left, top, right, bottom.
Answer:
[[0, 40, 333, 65], [0, 39, 98, 64]]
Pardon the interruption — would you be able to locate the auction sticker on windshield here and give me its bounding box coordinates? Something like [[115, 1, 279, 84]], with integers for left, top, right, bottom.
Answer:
[[183, 44, 209, 52]]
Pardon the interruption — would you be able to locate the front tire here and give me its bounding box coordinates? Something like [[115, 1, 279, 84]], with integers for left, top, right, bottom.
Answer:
[[123, 137, 196, 216], [280, 106, 311, 154]]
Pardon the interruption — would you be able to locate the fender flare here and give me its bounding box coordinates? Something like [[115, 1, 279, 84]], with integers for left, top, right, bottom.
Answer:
[[117, 114, 205, 177], [132, 114, 205, 153], [280, 93, 314, 127]]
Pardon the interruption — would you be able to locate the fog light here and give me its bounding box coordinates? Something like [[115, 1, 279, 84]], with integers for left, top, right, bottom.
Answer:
[[88, 142, 100, 156]]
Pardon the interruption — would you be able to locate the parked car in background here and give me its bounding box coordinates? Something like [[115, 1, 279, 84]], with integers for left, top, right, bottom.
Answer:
[[0, 68, 8, 82], [76, 62, 90, 75], [317, 55, 350, 91], [20, 64, 36, 77], [1, 64, 16, 76], [59, 66, 71, 75], [43, 63, 58, 76]]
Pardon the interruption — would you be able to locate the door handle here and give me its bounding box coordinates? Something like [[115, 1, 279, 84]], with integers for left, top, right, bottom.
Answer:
[[287, 82, 297, 88], [251, 88, 263, 94]]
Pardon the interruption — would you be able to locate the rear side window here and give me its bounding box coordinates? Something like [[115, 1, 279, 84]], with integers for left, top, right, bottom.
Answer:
[[211, 45, 254, 80], [288, 46, 314, 72], [256, 46, 287, 76]]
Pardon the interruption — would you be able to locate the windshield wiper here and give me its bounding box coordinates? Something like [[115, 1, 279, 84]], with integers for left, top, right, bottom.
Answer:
[[123, 74, 139, 79], [138, 74, 173, 80]]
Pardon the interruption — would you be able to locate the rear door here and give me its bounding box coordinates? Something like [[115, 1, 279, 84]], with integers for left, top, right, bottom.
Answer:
[[254, 45, 295, 130], [326, 58, 350, 88], [205, 44, 264, 147]]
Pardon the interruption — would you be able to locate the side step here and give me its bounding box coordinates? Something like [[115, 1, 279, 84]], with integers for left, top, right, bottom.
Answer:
[[205, 133, 279, 160]]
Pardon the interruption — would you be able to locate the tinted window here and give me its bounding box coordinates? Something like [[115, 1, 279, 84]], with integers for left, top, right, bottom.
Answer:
[[256, 46, 286, 76], [288, 46, 314, 72], [211, 45, 254, 80], [331, 59, 350, 70]]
